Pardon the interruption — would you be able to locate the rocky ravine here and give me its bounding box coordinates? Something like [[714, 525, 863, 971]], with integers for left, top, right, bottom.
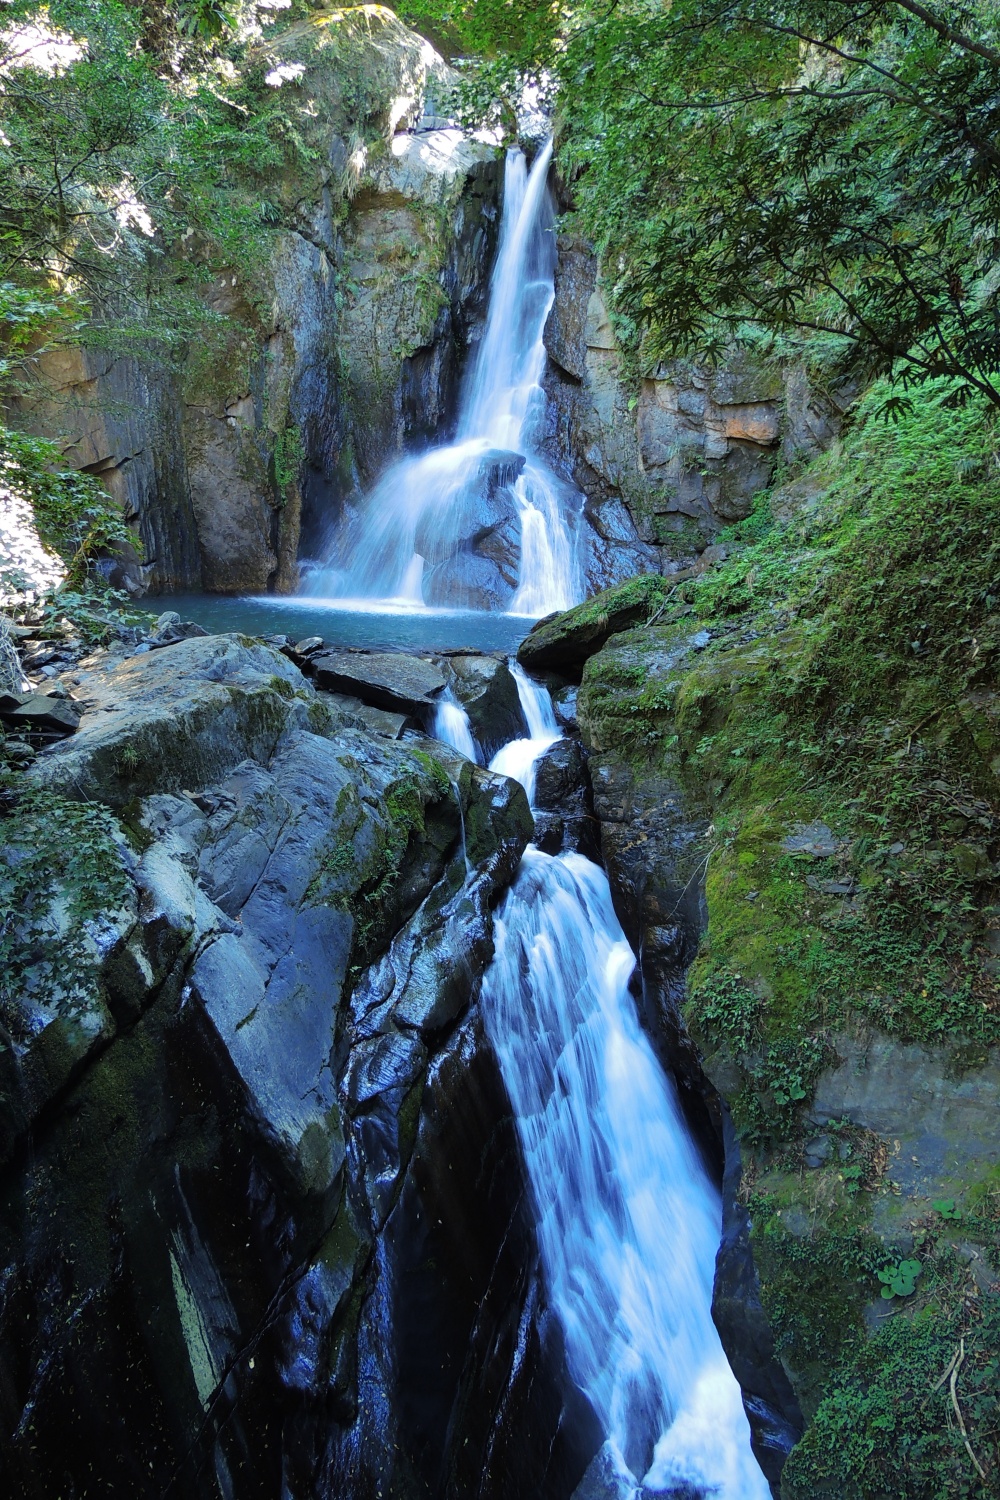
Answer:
[[520, 564, 1000, 1496], [0, 630, 614, 1498], [0, 616, 803, 1499]]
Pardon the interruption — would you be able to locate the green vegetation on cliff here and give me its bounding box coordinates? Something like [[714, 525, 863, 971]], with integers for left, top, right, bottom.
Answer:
[[406, 0, 1000, 411], [577, 379, 1000, 1494]]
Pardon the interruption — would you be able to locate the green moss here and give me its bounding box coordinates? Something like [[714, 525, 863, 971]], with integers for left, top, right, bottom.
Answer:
[[782, 1224, 1000, 1498], [0, 786, 132, 1020], [575, 376, 1000, 1490], [411, 747, 453, 800]]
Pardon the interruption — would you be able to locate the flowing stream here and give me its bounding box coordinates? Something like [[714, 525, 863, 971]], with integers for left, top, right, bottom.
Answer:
[[304, 142, 583, 617], [434, 679, 770, 1499]]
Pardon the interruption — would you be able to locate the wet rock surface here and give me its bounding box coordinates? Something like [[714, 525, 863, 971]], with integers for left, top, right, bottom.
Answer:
[[532, 736, 599, 860], [443, 653, 525, 757], [576, 631, 804, 1493], [418, 455, 525, 611], [309, 649, 447, 716], [0, 632, 569, 1499]]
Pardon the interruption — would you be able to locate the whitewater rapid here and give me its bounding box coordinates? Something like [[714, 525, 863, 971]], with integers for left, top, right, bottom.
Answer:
[[432, 675, 770, 1499]]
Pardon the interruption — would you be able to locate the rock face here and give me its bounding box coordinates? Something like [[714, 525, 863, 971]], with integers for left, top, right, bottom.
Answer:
[[444, 653, 526, 757], [531, 737, 599, 859], [540, 233, 850, 565], [574, 617, 805, 1492], [334, 135, 503, 504], [6, 12, 502, 597], [417, 450, 526, 611], [0, 632, 606, 1499]]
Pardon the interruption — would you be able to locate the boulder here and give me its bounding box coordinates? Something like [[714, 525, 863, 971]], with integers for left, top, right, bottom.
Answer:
[[417, 455, 524, 611], [445, 654, 526, 756], [531, 736, 598, 859], [518, 574, 670, 675], [145, 611, 210, 649], [27, 633, 306, 807], [0, 690, 80, 736], [310, 650, 446, 717]]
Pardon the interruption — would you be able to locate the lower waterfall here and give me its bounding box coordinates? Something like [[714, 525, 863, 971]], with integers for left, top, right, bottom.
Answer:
[[432, 674, 772, 1498]]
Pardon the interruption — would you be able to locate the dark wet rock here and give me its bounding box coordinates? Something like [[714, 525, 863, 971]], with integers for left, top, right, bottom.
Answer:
[[0, 829, 144, 1152], [518, 574, 670, 675], [713, 1114, 804, 1492], [0, 689, 80, 736], [553, 683, 579, 729], [424, 540, 520, 611], [310, 648, 446, 717], [578, 640, 801, 1492], [532, 736, 599, 860], [479, 447, 526, 494], [0, 619, 552, 1500], [324, 1010, 601, 1500], [445, 653, 526, 755]]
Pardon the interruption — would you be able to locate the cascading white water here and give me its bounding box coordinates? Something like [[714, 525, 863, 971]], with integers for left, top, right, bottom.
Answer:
[[482, 683, 771, 1500], [488, 662, 559, 803], [305, 142, 583, 618], [432, 689, 481, 763]]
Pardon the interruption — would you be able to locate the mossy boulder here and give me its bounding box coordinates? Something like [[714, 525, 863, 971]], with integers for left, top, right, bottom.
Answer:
[[28, 634, 306, 806], [517, 572, 671, 675]]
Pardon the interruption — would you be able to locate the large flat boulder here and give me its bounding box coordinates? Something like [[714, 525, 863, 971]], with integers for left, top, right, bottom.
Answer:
[[310, 650, 446, 716], [517, 574, 670, 675]]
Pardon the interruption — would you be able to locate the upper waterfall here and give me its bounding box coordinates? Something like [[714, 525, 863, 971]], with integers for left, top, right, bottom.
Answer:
[[303, 141, 584, 617]]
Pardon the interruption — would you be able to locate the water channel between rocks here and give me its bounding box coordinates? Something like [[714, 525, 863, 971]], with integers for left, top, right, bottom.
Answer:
[[426, 668, 771, 1500]]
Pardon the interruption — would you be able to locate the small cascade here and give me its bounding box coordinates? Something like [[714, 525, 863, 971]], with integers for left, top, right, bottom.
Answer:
[[481, 678, 771, 1500], [488, 662, 559, 805], [305, 142, 584, 618], [432, 690, 480, 763]]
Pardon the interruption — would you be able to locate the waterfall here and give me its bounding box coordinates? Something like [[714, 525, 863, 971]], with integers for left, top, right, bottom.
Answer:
[[432, 690, 480, 762], [304, 142, 583, 618], [488, 662, 559, 804], [482, 683, 771, 1500]]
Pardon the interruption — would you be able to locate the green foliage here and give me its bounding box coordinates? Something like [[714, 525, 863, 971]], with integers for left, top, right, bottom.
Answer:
[[0, 784, 132, 1014], [433, 0, 1000, 404], [783, 1270, 1000, 1498], [934, 1199, 964, 1222], [877, 1258, 923, 1299], [273, 422, 305, 501], [177, 0, 235, 41], [0, 425, 136, 583]]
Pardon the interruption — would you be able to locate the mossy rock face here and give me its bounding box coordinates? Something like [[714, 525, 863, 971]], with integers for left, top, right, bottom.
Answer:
[[0, 795, 143, 1151], [517, 572, 671, 675], [28, 634, 306, 807], [577, 379, 1000, 1493]]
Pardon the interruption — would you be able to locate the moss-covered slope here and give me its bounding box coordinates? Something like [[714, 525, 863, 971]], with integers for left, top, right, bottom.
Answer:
[[577, 380, 1000, 1497]]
